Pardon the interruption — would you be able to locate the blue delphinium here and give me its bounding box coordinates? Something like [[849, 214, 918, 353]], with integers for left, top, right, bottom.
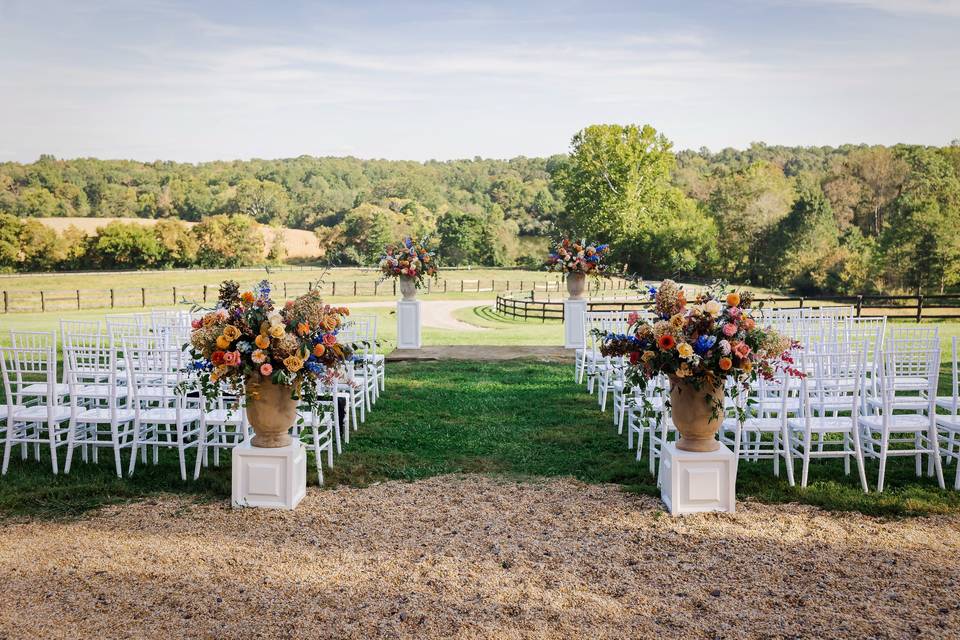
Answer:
[[694, 335, 716, 355], [236, 340, 253, 354], [305, 361, 324, 374]]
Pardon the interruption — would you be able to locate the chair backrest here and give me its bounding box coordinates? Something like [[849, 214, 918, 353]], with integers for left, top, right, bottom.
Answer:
[[64, 342, 123, 412], [881, 326, 940, 394], [798, 348, 865, 418], [0, 342, 58, 408], [123, 339, 189, 410], [60, 319, 102, 348]]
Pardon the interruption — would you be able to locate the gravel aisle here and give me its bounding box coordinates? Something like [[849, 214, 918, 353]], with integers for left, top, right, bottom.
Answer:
[[1, 475, 958, 639]]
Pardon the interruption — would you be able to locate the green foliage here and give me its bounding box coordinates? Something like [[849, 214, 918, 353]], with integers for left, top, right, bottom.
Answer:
[[554, 123, 712, 276], [192, 214, 264, 268], [93, 221, 163, 269]]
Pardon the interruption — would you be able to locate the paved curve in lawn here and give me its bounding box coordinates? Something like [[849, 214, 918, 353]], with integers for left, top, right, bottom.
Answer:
[[349, 299, 490, 332]]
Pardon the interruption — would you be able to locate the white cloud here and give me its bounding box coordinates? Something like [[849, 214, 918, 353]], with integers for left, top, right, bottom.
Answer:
[[791, 0, 960, 17]]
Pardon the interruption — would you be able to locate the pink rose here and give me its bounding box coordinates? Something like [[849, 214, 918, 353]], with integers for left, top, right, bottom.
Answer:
[[223, 351, 241, 367], [260, 363, 273, 377], [728, 306, 741, 318], [734, 342, 751, 359], [191, 319, 202, 329], [627, 311, 639, 325], [323, 333, 338, 347], [723, 323, 737, 337]]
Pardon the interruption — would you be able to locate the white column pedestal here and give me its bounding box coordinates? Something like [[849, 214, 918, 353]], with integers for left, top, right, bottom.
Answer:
[[232, 440, 306, 510], [397, 299, 422, 349], [563, 299, 587, 349], [659, 442, 736, 516]]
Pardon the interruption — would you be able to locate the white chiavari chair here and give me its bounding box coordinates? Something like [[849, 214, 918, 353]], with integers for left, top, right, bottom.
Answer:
[[935, 336, 960, 490], [63, 339, 135, 477], [0, 343, 72, 475], [125, 340, 202, 480], [196, 393, 250, 476], [860, 328, 944, 492], [786, 349, 869, 491]]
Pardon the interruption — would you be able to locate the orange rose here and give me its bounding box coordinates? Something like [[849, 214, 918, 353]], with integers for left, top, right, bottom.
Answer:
[[719, 357, 733, 371], [657, 335, 676, 351], [254, 334, 270, 349], [312, 343, 326, 357], [726, 292, 741, 307], [241, 291, 255, 304], [297, 322, 310, 336]]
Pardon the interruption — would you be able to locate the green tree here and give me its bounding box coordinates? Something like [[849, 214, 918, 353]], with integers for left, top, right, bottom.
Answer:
[[766, 180, 840, 293], [17, 220, 62, 270], [93, 221, 163, 269], [154, 219, 198, 267], [0, 213, 22, 270], [193, 215, 264, 268]]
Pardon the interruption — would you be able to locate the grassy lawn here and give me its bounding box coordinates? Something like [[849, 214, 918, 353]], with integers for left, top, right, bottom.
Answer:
[[1, 360, 958, 520]]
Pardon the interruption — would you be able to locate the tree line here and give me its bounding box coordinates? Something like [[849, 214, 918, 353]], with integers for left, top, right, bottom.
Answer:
[[1, 136, 959, 294]]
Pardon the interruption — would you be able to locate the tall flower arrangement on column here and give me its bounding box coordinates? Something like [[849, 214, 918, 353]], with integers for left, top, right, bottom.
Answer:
[[184, 280, 354, 413], [378, 237, 438, 289], [544, 238, 610, 277], [600, 280, 801, 450]]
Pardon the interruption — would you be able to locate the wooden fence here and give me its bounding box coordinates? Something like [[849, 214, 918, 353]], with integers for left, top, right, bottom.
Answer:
[[0, 277, 633, 314], [494, 291, 960, 322]]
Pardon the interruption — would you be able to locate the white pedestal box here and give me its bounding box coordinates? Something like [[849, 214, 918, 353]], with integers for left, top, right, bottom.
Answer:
[[563, 299, 588, 349], [232, 440, 306, 510], [397, 300, 422, 349], [659, 442, 736, 516]]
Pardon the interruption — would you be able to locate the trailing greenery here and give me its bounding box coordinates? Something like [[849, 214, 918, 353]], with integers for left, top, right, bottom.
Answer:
[[2, 136, 960, 293], [2, 361, 956, 520]]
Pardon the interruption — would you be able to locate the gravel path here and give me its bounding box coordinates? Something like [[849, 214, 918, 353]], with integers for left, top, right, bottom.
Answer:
[[350, 299, 490, 332], [1, 475, 958, 639]]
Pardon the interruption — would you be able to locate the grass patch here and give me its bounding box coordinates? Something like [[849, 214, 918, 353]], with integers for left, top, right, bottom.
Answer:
[[2, 360, 958, 520]]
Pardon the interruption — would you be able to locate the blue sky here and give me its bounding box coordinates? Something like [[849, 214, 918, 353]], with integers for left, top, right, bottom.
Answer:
[[0, 0, 957, 162]]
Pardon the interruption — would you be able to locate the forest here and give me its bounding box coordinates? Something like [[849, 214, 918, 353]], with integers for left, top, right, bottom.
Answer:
[[1, 132, 959, 295]]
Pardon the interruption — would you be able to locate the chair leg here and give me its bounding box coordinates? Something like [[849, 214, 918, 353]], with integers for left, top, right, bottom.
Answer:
[[48, 421, 59, 475], [65, 419, 78, 474]]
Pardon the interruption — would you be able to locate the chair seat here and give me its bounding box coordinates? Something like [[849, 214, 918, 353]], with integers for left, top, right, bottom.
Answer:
[[935, 396, 959, 412], [203, 409, 244, 425], [76, 385, 128, 399], [20, 383, 69, 397], [787, 417, 856, 433], [865, 397, 932, 411], [138, 408, 201, 423], [11, 405, 72, 422], [859, 414, 932, 431], [726, 417, 785, 433], [76, 408, 136, 423], [936, 415, 960, 431]]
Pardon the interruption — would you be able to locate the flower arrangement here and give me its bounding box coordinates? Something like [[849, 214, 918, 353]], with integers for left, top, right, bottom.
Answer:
[[183, 280, 354, 409], [600, 280, 801, 419], [545, 238, 610, 277], [379, 237, 438, 288]]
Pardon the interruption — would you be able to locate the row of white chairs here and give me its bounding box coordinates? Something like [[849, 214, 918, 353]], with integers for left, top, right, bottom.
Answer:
[[0, 310, 386, 485], [578, 306, 960, 493]]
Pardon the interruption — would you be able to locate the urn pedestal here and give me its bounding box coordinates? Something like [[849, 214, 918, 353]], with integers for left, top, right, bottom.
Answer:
[[563, 299, 587, 349], [397, 299, 422, 349], [232, 440, 306, 510], [659, 442, 736, 516]]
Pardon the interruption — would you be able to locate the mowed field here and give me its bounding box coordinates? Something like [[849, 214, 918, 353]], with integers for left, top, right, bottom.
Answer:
[[32, 216, 323, 259]]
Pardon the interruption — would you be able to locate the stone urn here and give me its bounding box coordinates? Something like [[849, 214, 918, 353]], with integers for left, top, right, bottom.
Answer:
[[399, 274, 418, 301], [669, 378, 724, 452], [566, 272, 586, 300], [245, 376, 297, 448]]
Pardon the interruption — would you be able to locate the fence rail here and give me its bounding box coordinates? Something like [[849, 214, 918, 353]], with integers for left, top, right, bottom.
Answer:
[[0, 277, 632, 314], [494, 291, 960, 322]]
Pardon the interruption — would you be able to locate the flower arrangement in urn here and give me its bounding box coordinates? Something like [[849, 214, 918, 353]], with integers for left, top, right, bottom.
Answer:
[[600, 280, 802, 451], [378, 237, 438, 300], [183, 280, 354, 447], [545, 238, 610, 299]]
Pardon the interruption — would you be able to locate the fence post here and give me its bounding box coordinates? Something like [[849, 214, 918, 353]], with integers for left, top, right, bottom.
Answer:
[[855, 295, 863, 317], [353, 281, 357, 296], [798, 297, 805, 309], [172, 287, 177, 304], [40, 290, 45, 312], [444, 280, 448, 293], [460, 280, 464, 293], [332, 282, 337, 296], [110, 289, 115, 308], [3, 290, 8, 313], [374, 281, 379, 296], [392, 280, 396, 296], [141, 287, 146, 307], [76, 289, 81, 310], [203, 285, 208, 303], [916, 295, 924, 323]]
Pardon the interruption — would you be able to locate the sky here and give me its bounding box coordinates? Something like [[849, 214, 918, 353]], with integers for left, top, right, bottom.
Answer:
[[0, 0, 958, 163]]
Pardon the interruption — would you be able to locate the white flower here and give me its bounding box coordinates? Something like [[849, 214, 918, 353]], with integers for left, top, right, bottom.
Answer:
[[704, 300, 722, 317], [718, 339, 731, 355]]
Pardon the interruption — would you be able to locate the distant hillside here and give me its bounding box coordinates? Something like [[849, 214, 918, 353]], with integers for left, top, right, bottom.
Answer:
[[32, 217, 323, 260]]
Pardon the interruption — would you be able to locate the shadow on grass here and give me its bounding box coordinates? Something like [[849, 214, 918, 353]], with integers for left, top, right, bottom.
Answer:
[[2, 360, 959, 520]]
